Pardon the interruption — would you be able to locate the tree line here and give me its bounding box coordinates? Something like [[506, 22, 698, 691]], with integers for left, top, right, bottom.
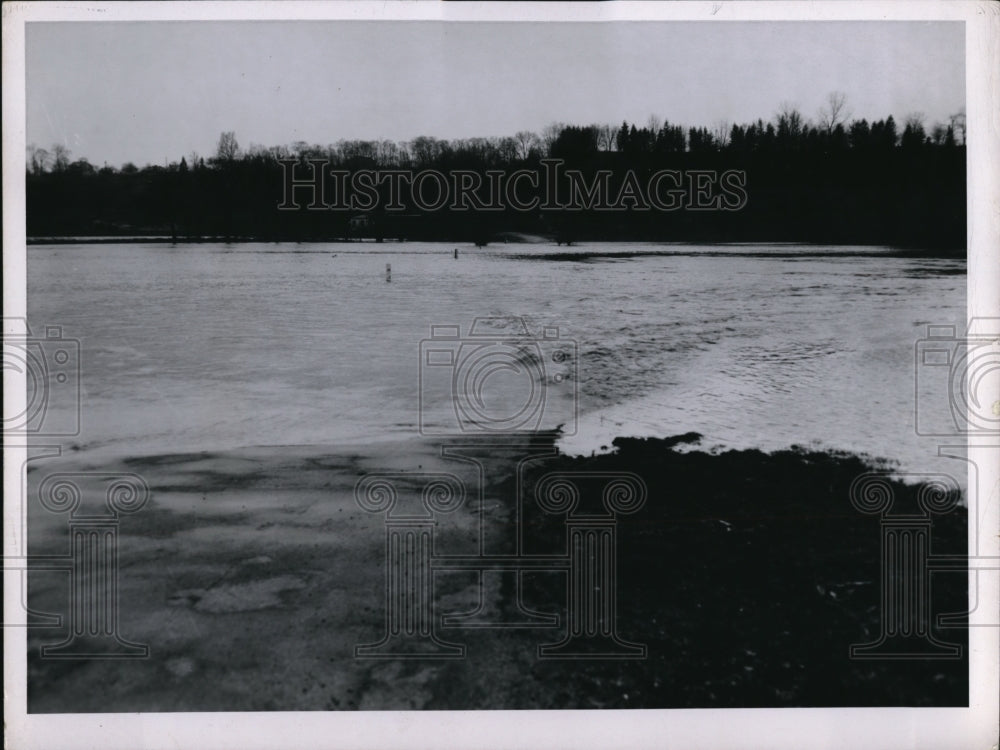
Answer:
[[26, 95, 966, 252]]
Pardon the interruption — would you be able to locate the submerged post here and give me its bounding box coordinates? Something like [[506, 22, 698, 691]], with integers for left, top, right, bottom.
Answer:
[[453, 248, 458, 259]]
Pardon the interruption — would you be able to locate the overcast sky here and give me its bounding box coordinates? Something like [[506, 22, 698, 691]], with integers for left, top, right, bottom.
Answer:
[[26, 21, 964, 168]]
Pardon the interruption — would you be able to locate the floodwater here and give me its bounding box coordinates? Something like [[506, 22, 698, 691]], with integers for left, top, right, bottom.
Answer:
[[26, 241, 965, 484]]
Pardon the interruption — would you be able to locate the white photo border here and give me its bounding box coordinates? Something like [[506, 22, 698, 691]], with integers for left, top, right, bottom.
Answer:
[[3, 2, 998, 749]]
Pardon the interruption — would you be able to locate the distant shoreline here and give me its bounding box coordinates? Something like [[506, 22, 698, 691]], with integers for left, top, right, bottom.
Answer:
[[24, 235, 967, 259]]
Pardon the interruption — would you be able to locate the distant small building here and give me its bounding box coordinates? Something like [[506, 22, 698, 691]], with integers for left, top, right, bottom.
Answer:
[[348, 213, 373, 230], [348, 212, 421, 241]]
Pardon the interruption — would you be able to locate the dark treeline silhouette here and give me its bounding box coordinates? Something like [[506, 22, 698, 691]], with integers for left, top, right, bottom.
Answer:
[[26, 100, 966, 253]]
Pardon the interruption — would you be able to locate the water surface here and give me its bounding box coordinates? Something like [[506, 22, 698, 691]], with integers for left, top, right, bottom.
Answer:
[[27, 241, 965, 483]]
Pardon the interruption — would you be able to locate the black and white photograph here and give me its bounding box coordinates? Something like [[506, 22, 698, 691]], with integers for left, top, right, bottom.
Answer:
[[3, 2, 998, 748]]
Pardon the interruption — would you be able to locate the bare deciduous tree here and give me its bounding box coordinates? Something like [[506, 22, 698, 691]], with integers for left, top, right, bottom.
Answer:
[[818, 92, 850, 133], [410, 136, 445, 166], [216, 131, 240, 163], [712, 120, 731, 148], [595, 124, 616, 152], [52, 143, 71, 172], [494, 136, 517, 164], [511, 130, 538, 160], [930, 124, 949, 146], [948, 110, 966, 145], [27, 144, 50, 174]]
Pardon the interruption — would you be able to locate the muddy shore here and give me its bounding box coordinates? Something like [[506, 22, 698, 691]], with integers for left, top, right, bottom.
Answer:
[[26, 433, 967, 711]]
